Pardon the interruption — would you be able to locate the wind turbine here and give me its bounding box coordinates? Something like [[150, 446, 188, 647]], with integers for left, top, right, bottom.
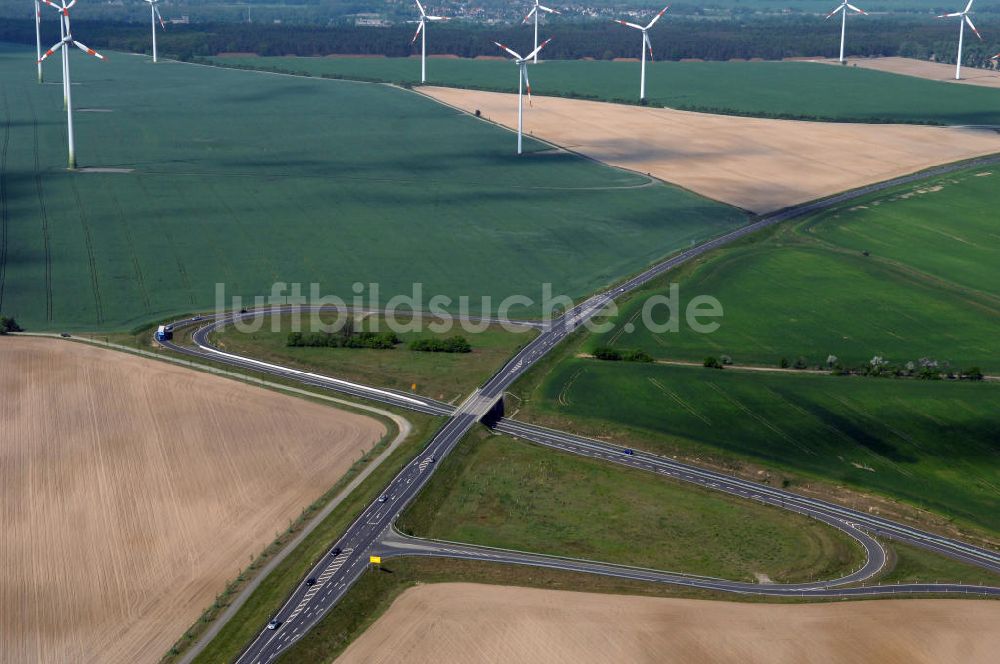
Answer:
[[938, 0, 982, 81], [523, 0, 560, 64], [493, 38, 551, 155], [39, 1, 106, 169], [614, 5, 669, 102], [825, 1, 867, 65], [411, 0, 449, 84], [41, 0, 72, 107], [145, 0, 166, 63], [35, 1, 43, 82]]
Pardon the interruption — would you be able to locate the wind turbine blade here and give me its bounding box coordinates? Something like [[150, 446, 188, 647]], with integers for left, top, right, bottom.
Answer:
[[38, 40, 64, 62], [523, 36, 552, 62], [645, 32, 654, 61], [73, 40, 105, 59], [538, 5, 560, 13], [523, 6, 536, 22], [614, 19, 644, 30], [845, 3, 867, 14], [645, 5, 670, 30], [155, 6, 165, 28], [825, 5, 843, 19], [964, 0, 974, 13], [992, 52, 1000, 60], [494, 41, 523, 60], [40, 0, 62, 11], [522, 65, 533, 106], [426, 15, 449, 21], [411, 21, 423, 44], [937, 11, 962, 18], [965, 14, 982, 40], [64, 0, 77, 9], [414, 0, 425, 17]]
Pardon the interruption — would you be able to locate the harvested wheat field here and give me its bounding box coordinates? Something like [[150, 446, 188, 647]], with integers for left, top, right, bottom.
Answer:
[[338, 583, 999, 664], [420, 86, 1000, 213], [0, 337, 385, 664], [824, 57, 1000, 89]]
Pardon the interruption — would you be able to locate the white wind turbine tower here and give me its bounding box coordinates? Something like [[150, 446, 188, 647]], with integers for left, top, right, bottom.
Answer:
[[411, 0, 449, 84], [938, 0, 982, 81], [523, 0, 560, 64], [493, 38, 552, 155], [614, 5, 669, 102], [145, 0, 166, 63], [41, 0, 72, 107], [825, 1, 867, 64], [39, 1, 106, 169], [35, 1, 44, 82]]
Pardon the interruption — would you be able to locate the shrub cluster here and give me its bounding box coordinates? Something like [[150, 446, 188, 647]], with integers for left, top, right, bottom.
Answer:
[[287, 331, 400, 349], [409, 336, 472, 353], [593, 346, 653, 363], [779, 353, 986, 381], [0, 316, 22, 334]]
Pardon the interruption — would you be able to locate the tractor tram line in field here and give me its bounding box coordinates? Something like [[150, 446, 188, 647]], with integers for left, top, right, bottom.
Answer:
[[157, 152, 1000, 661], [25, 93, 54, 322], [0, 89, 10, 310]]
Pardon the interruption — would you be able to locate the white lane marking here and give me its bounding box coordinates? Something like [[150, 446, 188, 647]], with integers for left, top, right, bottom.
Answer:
[[286, 548, 353, 621]]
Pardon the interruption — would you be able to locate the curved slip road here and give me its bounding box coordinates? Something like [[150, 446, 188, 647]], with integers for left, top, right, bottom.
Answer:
[[155, 154, 1000, 663]]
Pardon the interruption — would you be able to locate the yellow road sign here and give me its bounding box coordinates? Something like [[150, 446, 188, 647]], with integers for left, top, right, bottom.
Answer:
[[369, 555, 382, 564]]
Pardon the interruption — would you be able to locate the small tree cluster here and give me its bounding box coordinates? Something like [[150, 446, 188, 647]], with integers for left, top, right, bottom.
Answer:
[[409, 336, 472, 353], [287, 330, 400, 349], [592, 346, 653, 363], [0, 316, 22, 334], [703, 356, 723, 369]]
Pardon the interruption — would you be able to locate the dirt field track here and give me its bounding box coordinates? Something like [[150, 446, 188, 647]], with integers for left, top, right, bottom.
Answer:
[[0, 337, 385, 664], [822, 57, 1000, 89], [420, 86, 1000, 213], [338, 583, 1000, 664]]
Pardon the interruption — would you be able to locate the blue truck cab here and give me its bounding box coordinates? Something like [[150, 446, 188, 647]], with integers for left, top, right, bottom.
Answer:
[[156, 324, 173, 342]]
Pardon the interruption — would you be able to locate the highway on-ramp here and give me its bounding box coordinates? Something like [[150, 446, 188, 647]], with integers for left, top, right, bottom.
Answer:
[[156, 155, 1000, 663]]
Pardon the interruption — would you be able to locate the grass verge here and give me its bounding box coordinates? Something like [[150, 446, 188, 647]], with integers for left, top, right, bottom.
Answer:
[[397, 427, 865, 584]]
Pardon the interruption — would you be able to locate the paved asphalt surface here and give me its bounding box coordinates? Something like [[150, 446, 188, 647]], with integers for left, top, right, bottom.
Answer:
[[157, 155, 1000, 663]]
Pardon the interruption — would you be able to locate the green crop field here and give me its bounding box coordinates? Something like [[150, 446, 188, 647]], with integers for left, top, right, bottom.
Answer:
[[0, 43, 744, 331], [399, 427, 864, 583], [587, 167, 1000, 373], [517, 359, 1000, 535], [210, 313, 537, 402], [210, 55, 1000, 125]]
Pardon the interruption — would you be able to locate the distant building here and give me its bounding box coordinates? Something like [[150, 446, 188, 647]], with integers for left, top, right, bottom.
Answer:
[[353, 13, 391, 27]]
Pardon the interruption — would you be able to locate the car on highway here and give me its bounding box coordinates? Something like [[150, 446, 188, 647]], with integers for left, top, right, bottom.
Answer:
[[330, 546, 341, 556], [378, 494, 388, 503], [266, 619, 281, 630], [623, 448, 634, 455], [305, 577, 317, 587]]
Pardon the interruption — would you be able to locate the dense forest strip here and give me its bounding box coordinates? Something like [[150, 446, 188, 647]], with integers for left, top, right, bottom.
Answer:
[[3, 17, 1000, 68]]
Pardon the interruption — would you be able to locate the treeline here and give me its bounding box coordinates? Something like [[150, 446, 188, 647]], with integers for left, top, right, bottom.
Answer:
[[287, 330, 400, 348], [3, 16, 999, 66]]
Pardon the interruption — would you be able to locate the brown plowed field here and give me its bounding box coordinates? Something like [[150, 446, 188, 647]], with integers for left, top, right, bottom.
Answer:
[[821, 57, 1000, 89], [338, 583, 1000, 664], [0, 337, 385, 664], [419, 86, 1000, 213]]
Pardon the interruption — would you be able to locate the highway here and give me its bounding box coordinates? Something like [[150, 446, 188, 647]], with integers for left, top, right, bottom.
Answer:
[[156, 154, 1000, 663]]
